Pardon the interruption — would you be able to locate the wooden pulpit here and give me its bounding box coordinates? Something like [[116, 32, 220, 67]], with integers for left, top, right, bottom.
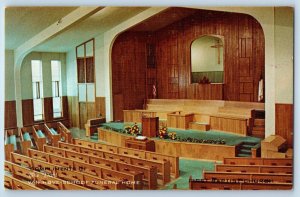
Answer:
[[142, 117, 159, 137]]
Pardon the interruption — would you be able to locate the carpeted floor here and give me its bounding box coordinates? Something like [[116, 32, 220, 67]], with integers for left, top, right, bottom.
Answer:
[[101, 122, 261, 146], [163, 158, 218, 190]]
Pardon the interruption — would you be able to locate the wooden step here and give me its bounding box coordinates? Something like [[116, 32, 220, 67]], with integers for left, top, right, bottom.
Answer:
[[189, 122, 210, 131], [252, 126, 265, 131], [254, 119, 265, 126], [251, 129, 265, 138]]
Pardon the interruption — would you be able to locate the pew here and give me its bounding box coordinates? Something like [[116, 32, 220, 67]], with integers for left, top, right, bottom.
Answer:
[[47, 121, 73, 143], [189, 178, 292, 190], [20, 127, 35, 155], [59, 141, 171, 184], [10, 152, 124, 190], [4, 161, 89, 190], [85, 117, 106, 137], [73, 138, 180, 178], [4, 175, 42, 190], [42, 145, 158, 189], [223, 157, 293, 166], [203, 171, 292, 183], [34, 124, 61, 146], [215, 164, 293, 174], [5, 129, 17, 161], [32, 125, 47, 150], [31, 148, 144, 190]]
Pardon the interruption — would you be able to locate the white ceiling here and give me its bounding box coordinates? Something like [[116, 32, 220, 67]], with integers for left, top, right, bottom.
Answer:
[[5, 7, 78, 50], [5, 7, 202, 53], [5, 7, 149, 52]]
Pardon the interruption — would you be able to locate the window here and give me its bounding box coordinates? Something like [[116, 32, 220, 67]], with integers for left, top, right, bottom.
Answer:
[[191, 35, 224, 84], [51, 60, 63, 118], [31, 60, 44, 121]]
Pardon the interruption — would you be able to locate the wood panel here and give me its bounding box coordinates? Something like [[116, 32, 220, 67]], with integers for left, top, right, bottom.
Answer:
[[22, 99, 34, 126], [275, 103, 293, 148], [111, 32, 148, 121], [111, 9, 265, 119], [62, 96, 69, 120], [95, 97, 106, 118], [79, 103, 87, 129], [210, 115, 248, 136], [87, 102, 96, 121], [98, 128, 236, 160], [44, 97, 53, 122], [67, 96, 79, 128], [5, 101, 17, 129]]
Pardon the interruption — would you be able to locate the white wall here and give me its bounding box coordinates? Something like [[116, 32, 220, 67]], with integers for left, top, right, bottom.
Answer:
[[95, 34, 106, 97], [66, 49, 78, 97], [275, 7, 294, 104], [5, 50, 15, 101]]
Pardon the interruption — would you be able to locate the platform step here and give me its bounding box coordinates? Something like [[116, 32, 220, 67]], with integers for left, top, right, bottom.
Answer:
[[189, 122, 210, 131], [240, 149, 252, 154], [241, 144, 254, 149], [253, 126, 265, 131], [254, 119, 265, 126], [237, 153, 251, 157], [90, 136, 98, 140], [242, 141, 257, 146]]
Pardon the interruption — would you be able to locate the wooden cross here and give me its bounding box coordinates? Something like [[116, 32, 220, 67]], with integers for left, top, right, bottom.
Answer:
[[210, 39, 223, 64]]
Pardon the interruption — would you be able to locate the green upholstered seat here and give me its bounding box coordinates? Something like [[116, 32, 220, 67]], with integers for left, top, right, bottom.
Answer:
[[9, 135, 17, 151], [50, 128, 58, 135], [37, 130, 45, 138], [23, 132, 31, 141]]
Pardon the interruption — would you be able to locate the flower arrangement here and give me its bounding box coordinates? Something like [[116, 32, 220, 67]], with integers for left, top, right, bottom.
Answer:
[[124, 123, 141, 136], [168, 132, 177, 140], [158, 127, 168, 139]]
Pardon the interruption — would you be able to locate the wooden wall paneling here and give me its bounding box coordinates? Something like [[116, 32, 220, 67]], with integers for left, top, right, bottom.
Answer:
[[67, 96, 79, 128], [275, 104, 293, 148], [43, 97, 53, 122], [22, 99, 34, 126], [111, 32, 148, 120], [95, 97, 106, 118], [5, 101, 17, 129], [62, 96, 69, 120], [111, 9, 265, 118], [79, 103, 87, 129], [87, 102, 96, 121], [252, 19, 265, 102]]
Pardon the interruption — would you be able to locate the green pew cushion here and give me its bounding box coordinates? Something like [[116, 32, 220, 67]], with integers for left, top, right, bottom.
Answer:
[[9, 135, 17, 151], [37, 130, 45, 138], [23, 132, 31, 141], [50, 128, 58, 135]]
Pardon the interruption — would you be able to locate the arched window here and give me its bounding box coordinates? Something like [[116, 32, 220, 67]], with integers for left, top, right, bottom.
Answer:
[[191, 35, 224, 84]]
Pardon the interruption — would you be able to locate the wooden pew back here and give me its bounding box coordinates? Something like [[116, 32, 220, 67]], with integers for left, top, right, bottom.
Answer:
[[59, 141, 170, 184], [203, 171, 292, 183], [73, 138, 179, 178], [216, 164, 293, 174], [224, 157, 293, 166]]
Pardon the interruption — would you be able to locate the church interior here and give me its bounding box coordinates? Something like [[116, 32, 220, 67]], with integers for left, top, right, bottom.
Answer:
[[4, 6, 294, 190]]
